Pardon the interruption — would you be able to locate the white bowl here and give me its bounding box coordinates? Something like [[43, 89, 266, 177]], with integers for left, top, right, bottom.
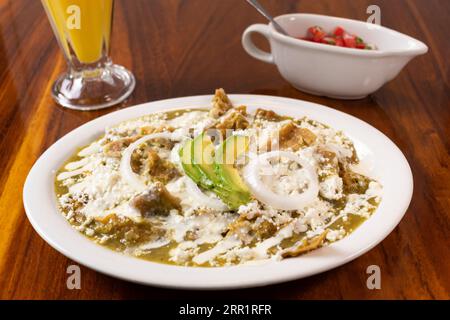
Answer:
[[242, 14, 428, 99], [23, 95, 413, 289]]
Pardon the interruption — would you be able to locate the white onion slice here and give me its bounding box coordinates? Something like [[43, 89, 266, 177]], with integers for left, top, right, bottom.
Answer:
[[184, 177, 228, 211], [120, 132, 183, 190], [243, 151, 319, 210]]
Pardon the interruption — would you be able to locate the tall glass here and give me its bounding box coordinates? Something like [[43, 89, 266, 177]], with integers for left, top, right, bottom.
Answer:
[[42, 0, 135, 110]]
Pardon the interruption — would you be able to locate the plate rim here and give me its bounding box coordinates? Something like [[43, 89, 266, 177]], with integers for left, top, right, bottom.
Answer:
[[23, 94, 413, 290]]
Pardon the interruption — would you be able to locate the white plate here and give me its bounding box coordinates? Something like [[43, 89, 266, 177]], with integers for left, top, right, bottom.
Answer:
[[23, 95, 413, 290]]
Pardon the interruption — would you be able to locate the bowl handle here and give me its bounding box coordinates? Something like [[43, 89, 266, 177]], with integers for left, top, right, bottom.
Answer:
[[242, 24, 274, 64]]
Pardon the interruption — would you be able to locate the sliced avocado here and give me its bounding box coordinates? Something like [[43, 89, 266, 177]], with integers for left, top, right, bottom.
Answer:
[[179, 139, 212, 189], [192, 133, 223, 186], [212, 186, 250, 210], [181, 133, 251, 210], [215, 135, 251, 194]]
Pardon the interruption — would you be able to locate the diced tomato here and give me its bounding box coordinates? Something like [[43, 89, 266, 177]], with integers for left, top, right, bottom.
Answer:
[[308, 26, 326, 42], [343, 33, 356, 48], [335, 37, 344, 47], [355, 43, 366, 49], [333, 26, 345, 37], [300, 25, 374, 50]]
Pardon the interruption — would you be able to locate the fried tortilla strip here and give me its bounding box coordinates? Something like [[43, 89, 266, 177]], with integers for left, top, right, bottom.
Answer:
[[317, 149, 340, 176], [210, 88, 233, 118], [281, 230, 329, 258], [227, 215, 277, 245], [146, 149, 180, 183], [279, 122, 316, 151], [215, 109, 250, 134], [130, 182, 181, 217], [340, 165, 371, 194], [255, 108, 285, 122]]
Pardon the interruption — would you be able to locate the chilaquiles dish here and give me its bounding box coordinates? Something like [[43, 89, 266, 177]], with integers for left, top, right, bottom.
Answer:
[[55, 89, 382, 267]]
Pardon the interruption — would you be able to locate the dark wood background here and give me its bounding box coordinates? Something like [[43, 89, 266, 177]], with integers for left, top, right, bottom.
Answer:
[[0, 0, 448, 299]]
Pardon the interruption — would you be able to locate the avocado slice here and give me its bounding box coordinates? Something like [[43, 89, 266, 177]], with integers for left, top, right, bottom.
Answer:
[[179, 139, 212, 189], [215, 135, 251, 194], [192, 133, 222, 186], [180, 134, 251, 210]]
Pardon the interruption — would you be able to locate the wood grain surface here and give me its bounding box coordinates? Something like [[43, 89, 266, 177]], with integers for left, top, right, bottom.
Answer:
[[0, 0, 448, 300]]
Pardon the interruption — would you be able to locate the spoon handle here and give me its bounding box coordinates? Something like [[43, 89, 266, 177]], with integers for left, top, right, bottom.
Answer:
[[245, 0, 289, 36]]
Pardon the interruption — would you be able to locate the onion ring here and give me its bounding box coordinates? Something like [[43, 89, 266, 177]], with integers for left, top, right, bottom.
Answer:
[[243, 151, 319, 210]]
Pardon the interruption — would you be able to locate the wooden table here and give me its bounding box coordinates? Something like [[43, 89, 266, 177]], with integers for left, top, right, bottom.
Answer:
[[0, 0, 448, 300]]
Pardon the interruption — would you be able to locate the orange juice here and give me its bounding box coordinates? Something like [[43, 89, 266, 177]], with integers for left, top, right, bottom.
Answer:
[[42, 0, 113, 64]]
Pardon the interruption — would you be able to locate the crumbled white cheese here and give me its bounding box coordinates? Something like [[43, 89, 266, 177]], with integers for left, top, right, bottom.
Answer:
[[168, 111, 211, 135], [326, 229, 345, 242], [301, 199, 333, 228], [293, 220, 308, 233], [319, 175, 344, 200], [166, 209, 233, 245], [169, 241, 199, 264]]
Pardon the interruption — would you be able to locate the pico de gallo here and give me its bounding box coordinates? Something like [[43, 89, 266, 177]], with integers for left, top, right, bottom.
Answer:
[[300, 26, 376, 50]]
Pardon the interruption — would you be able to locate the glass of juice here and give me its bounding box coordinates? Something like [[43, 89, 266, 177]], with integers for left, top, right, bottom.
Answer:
[[42, 0, 135, 110]]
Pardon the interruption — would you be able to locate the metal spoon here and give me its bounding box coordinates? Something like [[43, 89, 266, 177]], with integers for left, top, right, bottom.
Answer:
[[245, 0, 290, 36]]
